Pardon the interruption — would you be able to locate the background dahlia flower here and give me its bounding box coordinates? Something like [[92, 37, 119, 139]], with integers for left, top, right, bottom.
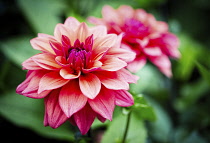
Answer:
[[88, 5, 180, 77], [16, 17, 137, 135]]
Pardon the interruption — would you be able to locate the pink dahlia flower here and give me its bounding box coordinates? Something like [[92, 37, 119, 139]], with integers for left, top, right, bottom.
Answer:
[[16, 17, 137, 135], [88, 5, 180, 77]]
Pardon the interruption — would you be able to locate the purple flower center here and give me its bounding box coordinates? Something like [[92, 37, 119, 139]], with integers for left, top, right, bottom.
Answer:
[[123, 18, 149, 39]]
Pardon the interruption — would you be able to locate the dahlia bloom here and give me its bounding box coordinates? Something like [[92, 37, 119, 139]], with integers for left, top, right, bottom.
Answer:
[[88, 5, 180, 77], [16, 17, 137, 135]]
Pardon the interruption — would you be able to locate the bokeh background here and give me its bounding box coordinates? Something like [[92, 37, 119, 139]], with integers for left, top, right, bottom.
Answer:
[[0, 0, 210, 143]]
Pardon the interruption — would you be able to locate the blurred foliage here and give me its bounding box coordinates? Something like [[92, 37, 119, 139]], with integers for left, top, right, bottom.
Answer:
[[0, 0, 210, 143]]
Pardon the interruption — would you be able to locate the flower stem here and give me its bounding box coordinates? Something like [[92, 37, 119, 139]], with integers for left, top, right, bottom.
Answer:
[[122, 111, 132, 143]]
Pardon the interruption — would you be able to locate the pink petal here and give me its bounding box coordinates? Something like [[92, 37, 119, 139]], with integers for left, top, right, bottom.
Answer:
[[117, 5, 134, 20], [95, 71, 129, 90], [88, 87, 115, 120], [89, 25, 107, 38], [116, 68, 138, 83], [16, 70, 50, 98], [76, 22, 89, 42], [38, 71, 69, 94], [54, 24, 74, 42], [64, 17, 80, 30], [59, 80, 87, 118], [126, 56, 147, 73], [102, 5, 119, 24], [143, 46, 162, 56], [88, 16, 105, 25], [60, 67, 81, 79], [22, 58, 42, 70], [101, 56, 127, 71], [79, 73, 101, 99], [32, 53, 62, 70], [93, 34, 117, 49], [149, 55, 172, 77], [30, 37, 55, 54], [73, 104, 96, 135], [97, 114, 107, 123], [44, 89, 68, 128], [113, 90, 134, 107]]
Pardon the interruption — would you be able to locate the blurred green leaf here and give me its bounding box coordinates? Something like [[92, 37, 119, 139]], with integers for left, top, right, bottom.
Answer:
[[101, 113, 147, 143], [196, 62, 210, 86], [174, 34, 203, 81], [0, 36, 39, 67], [18, 0, 66, 34], [0, 91, 74, 141], [147, 97, 173, 143], [175, 79, 209, 112], [132, 94, 156, 121]]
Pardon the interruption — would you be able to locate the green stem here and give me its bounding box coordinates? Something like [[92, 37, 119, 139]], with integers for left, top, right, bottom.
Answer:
[[122, 111, 132, 143]]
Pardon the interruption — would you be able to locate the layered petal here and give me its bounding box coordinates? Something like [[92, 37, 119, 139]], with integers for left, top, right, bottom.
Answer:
[[88, 87, 115, 120], [38, 71, 69, 94], [59, 80, 87, 117], [113, 90, 134, 107], [79, 73, 101, 99], [73, 104, 96, 135], [44, 89, 68, 128]]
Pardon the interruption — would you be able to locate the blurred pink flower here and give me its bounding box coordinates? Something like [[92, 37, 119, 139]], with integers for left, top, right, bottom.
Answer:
[[88, 5, 180, 77], [16, 17, 137, 135]]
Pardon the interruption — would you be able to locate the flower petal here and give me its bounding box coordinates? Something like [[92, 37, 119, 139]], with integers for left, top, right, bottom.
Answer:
[[79, 73, 101, 99], [89, 25, 107, 38], [44, 89, 68, 128], [73, 104, 96, 135], [38, 71, 69, 94], [64, 17, 80, 30], [101, 56, 127, 71], [95, 71, 129, 90], [30, 37, 55, 54], [88, 87, 115, 120], [60, 67, 81, 79], [126, 55, 147, 73], [32, 53, 62, 70], [93, 34, 117, 49], [113, 90, 134, 107], [76, 22, 89, 42], [59, 80, 87, 118], [54, 24, 74, 42], [149, 55, 172, 77], [22, 58, 42, 70]]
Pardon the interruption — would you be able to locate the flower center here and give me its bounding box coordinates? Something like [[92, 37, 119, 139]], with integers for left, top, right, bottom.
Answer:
[[123, 18, 149, 39]]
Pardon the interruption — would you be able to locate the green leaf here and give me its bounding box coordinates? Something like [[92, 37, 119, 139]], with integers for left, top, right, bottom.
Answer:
[[196, 62, 210, 86], [174, 34, 203, 81], [132, 94, 156, 121], [18, 0, 66, 34], [146, 97, 173, 143], [0, 91, 74, 141], [101, 113, 147, 143], [0, 36, 39, 67]]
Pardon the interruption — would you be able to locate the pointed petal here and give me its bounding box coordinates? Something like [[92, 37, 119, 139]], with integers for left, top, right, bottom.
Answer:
[[97, 114, 106, 123], [74, 104, 96, 135], [102, 5, 119, 23], [38, 71, 69, 94], [113, 90, 134, 107], [143, 46, 162, 56], [88, 87, 115, 120], [30, 37, 55, 54], [60, 67, 81, 79], [32, 53, 62, 70], [64, 17, 80, 30], [44, 89, 68, 128], [54, 24, 74, 42], [79, 73, 101, 99], [76, 22, 89, 42], [89, 25, 107, 38], [95, 71, 129, 90], [59, 80, 87, 118], [116, 68, 138, 83], [149, 55, 172, 77], [93, 34, 117, 49], [22, 58, 42, 70], [126, 56, 147, 73], [101, 56, 127, 71]]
